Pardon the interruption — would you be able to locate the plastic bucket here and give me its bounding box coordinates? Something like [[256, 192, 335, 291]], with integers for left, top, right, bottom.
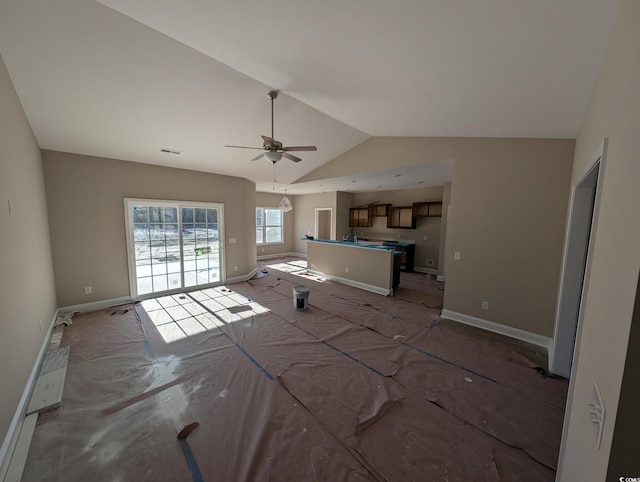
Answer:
[[293, 285, 310, 311]]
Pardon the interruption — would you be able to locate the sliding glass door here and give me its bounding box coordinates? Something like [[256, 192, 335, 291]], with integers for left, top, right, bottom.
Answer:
[[125, 199, 224, 298]]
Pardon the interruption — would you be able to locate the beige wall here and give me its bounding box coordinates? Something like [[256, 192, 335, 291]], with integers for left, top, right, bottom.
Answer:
[[0, 54, 57, 461], [557, 0, 640, 479], [297, 137, 455, 181], [352, 186, 444, 271], [42, 150, 256, 307], [256, 191, 294, 257], [307, 241, 394, 294], [306, 136, 574, 337], [444, 138, 574, 337], [336, 191, 354, 243], [292, 192, 338, 254]]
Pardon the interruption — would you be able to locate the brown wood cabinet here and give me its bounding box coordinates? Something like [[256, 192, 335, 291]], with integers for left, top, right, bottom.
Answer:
[[370, 203, 390, 217], [412, 201, 443, 217], [349, 207, 372, 227], [387, 206, 416, 229], [383, 242, 416, 271]]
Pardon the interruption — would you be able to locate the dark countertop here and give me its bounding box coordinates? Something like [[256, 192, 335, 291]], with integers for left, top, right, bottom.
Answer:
[[303, 238, 398, 251]]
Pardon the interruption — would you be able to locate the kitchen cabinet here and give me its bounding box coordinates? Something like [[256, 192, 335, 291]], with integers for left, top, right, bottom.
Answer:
[[387, 206, 416, 229], [382, 242, 415, 272], [412, 201, 443, 217], [349, 207, 371, 227], [370, 203, 390, 217]]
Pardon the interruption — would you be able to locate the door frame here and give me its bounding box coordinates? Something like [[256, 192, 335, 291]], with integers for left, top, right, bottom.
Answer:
[[314, 207, 334, 240], [549, 138, 607, 377], [124, 198, 226, 300]]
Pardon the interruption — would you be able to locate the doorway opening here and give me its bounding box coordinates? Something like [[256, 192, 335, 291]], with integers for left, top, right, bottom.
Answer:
[[550, 140, 605, 378], [315, 208, 333, 240]]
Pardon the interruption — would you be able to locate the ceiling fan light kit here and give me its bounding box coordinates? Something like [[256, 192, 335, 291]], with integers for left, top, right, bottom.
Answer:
[[263, 151, 283, 163]]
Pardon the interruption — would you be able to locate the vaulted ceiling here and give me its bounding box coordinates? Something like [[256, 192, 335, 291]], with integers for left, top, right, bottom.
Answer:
[[0, 0, 619, 193]]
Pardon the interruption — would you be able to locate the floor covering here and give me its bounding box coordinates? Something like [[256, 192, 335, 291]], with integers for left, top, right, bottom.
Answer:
[[22, 257, 568, 481]]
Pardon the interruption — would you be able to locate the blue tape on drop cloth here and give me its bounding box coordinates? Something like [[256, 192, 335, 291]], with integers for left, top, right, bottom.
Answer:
[[321, 341, 385, 377], [143, 340, 155, 359], [179, 438, 204, 482], [235, 343, 275, 380], [402, 342, 499, 384]]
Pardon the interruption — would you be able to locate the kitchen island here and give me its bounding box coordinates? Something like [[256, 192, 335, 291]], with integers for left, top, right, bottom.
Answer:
[[305, 239, 401, 295]]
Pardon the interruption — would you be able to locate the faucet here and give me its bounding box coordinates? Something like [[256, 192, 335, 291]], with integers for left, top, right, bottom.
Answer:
[[354, 235, 358, 243]]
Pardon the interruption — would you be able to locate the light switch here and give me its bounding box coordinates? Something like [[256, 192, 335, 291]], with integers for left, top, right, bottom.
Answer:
[[589, 382, 605, 449], [454, 251, 461, 260]]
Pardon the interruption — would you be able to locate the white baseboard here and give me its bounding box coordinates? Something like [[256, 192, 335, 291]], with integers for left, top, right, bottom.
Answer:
[[0, 309, 58, 481], [257, 252, 307, 261], [58, 296, 132, 314], [3, 413, 37, 482], [414, 267, 439, 275], [307, 270, 392, 296], [440, 309, 551, 351], [225, 268, 258, 285]]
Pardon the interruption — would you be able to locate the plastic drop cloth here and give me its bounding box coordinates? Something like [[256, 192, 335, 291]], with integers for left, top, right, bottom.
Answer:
[[22, 259, 567, 481]]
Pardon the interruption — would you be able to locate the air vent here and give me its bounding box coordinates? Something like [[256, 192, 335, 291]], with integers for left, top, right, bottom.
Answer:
[[160, 148, 181, 155]]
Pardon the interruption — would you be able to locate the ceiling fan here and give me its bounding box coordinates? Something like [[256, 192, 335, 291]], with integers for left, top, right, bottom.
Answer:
[[225, 90, 317, 163]]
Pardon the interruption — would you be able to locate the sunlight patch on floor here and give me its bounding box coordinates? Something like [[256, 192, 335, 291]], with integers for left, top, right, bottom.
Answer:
[[267, 260, 327, 282], [141, 286, 270, 344]]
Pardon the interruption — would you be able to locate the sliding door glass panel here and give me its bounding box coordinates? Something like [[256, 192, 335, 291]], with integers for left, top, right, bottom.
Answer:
[[127, 200, 223, 298], [182, 207, 220, 288], [132, 205, 180, 296]]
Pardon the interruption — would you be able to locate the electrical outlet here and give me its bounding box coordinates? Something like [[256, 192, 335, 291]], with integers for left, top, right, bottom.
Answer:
[[261, 248, 265, 253], [481, 301, 489, 310], [84, 286, 92, 295], [234, 265, 238, 272], [423, 235, 427, 240], [345, 267, 349, 274], [454, 251, 461, 260], [229, 238, 236, 244], [426, 259, 434, 266]]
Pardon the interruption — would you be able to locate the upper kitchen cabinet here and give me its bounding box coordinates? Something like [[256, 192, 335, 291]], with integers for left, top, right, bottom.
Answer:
[[387, 206, 416, 229], [370, 203, 390, 217], [349, 206, 372, 227], [412, 201, 443, 217]]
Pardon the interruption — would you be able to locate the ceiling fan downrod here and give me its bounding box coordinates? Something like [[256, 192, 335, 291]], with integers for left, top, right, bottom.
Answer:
[[268, 90, 278, 143]]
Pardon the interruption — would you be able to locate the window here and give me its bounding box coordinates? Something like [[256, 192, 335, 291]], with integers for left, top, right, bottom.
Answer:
[[256, 207, 283, 244]]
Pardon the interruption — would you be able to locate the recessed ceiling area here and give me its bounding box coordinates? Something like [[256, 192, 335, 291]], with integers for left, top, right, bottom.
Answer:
[[259, 160, 454, 195], [0, 0, 620, 193]]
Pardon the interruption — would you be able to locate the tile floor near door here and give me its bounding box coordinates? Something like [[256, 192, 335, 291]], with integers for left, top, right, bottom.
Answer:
[[22, 257, 568, 481]]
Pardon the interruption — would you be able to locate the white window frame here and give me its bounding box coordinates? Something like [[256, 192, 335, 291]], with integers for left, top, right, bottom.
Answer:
[[256, 207, 284, 245]]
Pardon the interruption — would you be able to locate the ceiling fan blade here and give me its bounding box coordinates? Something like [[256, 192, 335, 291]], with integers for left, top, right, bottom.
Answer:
[[251, 153, 265, 161], [224, 145, 263, 150], [282, 152, 302, 163], [282, 146, 317, 152]]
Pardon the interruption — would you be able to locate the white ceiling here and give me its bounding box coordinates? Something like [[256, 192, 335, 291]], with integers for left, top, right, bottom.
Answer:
[[0, 0, 619, 194]]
